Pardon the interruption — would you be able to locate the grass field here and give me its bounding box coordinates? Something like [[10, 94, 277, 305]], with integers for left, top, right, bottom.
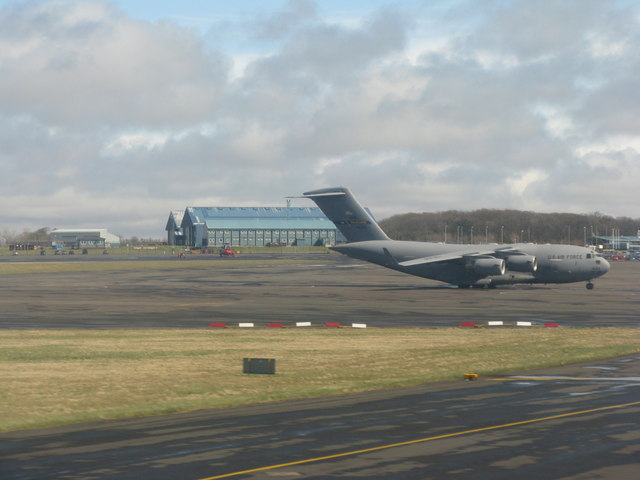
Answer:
[[2, 327, 639, 432]]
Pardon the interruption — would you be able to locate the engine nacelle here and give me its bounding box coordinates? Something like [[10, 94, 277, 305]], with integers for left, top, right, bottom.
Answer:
[[473, 257, 506, 276], [505, 254, 538, 272]]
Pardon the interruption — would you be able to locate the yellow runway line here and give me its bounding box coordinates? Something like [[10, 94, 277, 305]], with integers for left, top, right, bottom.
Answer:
[[200, 400, 640, 479]]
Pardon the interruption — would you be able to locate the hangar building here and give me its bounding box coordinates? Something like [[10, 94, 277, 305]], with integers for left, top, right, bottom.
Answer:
[[51, 229, 121, 248], [166, 205, 345, 248], [165, 211, 185, 246]]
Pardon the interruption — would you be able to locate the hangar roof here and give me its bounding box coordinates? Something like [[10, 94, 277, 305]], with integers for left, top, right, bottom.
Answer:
[[165, 211, 185, 231], [182, 206, 336, 230]]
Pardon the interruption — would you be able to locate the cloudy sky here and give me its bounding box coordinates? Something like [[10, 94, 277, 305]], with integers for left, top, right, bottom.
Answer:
[[1, 0, 638, 238]]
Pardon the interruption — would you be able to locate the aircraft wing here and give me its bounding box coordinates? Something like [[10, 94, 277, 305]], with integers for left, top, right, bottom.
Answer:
[[398, 246, 518, 268]]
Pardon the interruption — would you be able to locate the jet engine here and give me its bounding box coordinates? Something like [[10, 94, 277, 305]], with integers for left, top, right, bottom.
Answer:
[[505, 254, 538, 272], [473, 257, 506, 276]]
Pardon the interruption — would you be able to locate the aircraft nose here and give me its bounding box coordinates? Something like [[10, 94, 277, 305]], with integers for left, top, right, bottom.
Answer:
[[601, 257, 610, 273]]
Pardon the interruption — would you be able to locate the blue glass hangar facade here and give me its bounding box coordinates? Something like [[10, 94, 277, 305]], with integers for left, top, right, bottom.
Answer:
[[167, 206, 343, 247]]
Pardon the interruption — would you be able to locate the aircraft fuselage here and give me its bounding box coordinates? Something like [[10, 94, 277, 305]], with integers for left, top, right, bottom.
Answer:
[[332, 241, 609, 287]]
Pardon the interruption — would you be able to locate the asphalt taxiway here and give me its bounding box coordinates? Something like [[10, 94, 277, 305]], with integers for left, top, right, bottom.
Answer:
[[0, 253, 638, 328], [2, 354, 639, 479]]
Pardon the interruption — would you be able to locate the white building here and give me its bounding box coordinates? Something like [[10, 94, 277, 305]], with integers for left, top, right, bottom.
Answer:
[[50, 229, 121, 248]]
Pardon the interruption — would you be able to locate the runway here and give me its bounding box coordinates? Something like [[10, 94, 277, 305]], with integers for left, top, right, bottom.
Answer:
[[0, 253, 638, 328], [2, 355, 639, 479]]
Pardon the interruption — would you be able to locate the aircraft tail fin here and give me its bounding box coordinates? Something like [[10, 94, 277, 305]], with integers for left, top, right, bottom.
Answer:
[[302, 187, 389, 243]]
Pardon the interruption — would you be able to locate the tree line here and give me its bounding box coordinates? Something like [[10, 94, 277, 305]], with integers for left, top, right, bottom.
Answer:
[[0, 227, 52, 245], [378, 209, 640, 245]]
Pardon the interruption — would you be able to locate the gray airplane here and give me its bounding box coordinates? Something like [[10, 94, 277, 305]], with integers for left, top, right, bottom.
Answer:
[[300, 187, 610, 289]]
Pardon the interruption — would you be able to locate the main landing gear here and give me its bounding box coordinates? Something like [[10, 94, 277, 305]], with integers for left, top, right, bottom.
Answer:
[[586, 282, 594, 290]]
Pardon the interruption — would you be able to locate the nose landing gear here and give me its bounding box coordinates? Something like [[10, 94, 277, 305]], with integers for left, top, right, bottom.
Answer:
[[586, 282, 594, 290]]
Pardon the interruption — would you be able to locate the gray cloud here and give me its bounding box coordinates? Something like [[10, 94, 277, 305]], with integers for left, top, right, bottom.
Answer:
[[0, 1, 229, 129], [250, 0, 317, 41], [461, 0, 603, 60], [0, 0, 638, 238]]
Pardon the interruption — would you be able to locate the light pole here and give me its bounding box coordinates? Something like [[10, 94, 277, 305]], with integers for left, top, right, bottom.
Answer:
[[500, 225, 504, 244]]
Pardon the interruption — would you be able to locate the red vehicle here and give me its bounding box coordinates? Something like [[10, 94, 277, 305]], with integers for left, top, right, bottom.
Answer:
[[219, 245, 235, 257]]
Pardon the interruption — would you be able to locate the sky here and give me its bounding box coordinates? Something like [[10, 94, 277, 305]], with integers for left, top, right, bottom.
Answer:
[[1, 0, 639, 239]]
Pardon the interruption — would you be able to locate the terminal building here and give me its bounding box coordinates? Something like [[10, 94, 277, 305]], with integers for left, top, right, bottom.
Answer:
[[50, 229, 121, 248], [591, 232, 640, 251], [166, 204, 346, 248]]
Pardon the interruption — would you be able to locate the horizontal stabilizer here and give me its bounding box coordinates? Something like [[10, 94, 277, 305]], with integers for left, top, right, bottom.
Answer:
[[300, 191, 346, 198]]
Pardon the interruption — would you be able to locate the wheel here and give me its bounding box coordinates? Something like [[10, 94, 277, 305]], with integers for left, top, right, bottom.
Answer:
[[586, 282, 594, 290]]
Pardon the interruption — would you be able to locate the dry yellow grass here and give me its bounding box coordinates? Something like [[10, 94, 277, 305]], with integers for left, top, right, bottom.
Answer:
[[2, 327, 640, 432]]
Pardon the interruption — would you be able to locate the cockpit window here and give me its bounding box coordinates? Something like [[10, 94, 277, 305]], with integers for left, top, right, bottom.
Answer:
[[586, 253, 592, 259]]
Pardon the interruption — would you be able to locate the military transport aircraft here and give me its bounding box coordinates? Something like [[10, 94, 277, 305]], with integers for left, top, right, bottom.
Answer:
[[300, 187, 610, 289]]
